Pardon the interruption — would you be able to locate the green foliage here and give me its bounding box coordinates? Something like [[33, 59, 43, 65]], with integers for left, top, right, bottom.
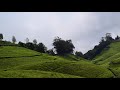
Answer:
[[25, 42, 35, 50], [0, 70, 81, 78], [36, 43, 47, 53], [15, 60, 113, 78], [0, 46, 41, 58], [53, 37, 75, 55], [46, 49, 55, 56], [2, 33, 120, 78], [109, 59, 120, 78], [92, 41, 120, 78], [0, 46, 114, 78], [0, 41, 17, 46], [84, 33, 113, 60], [18, 41, 47, 53], [75, 51, 84, 58], [18, 41, 25, 47], [93, 42, 120, 65]]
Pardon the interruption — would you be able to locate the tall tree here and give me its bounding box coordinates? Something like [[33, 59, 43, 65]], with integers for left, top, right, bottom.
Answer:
[[53, 37, 75, 55], [12, 36, 16, 44], [33, 39, 37, 44], [0, 33, 3, 41]]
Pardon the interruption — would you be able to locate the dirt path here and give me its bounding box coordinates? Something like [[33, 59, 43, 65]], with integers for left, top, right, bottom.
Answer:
[[0, 55, 41, 59]]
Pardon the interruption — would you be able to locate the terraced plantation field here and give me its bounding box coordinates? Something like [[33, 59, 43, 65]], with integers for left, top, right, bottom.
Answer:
[[0, 46, 41, 58], [93, 42, 120, 78], [0, 46, 114, 78]]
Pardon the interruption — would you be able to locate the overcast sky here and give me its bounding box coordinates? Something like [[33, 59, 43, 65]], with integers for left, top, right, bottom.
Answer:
[[0, 12, 120, 53]]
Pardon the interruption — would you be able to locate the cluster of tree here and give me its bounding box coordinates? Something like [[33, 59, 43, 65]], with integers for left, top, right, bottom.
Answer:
[[0, 34, 17, 46], [1, 33, 75, 56], [18, 37, 75, 56], [0, 33, 17, 44], [115, 35, 120, 41], [18, 38, 47, 53], [84, 33, 116, 60], [2, 32, 120, 60], [19, 37, 75, 56]]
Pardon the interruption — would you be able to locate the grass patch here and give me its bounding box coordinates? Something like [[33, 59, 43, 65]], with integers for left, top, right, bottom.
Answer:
[[0, 46, 41, 58], [0, 70, 82, 78]]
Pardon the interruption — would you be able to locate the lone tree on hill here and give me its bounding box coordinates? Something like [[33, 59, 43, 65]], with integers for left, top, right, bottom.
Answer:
[[12, 36, 16, 44], [0, 33, 3, 41], [53, 37, 75, 55]]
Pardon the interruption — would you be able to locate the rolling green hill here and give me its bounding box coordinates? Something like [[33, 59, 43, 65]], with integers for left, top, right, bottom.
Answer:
[[93, 41, 120, 66], [93, 41, 120, 78], [0, 46, 41, 58], [0, 46, 114, 78]]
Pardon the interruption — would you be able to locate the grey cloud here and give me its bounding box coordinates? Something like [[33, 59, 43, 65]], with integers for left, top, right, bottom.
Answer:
[[0, 12, 120, 53]]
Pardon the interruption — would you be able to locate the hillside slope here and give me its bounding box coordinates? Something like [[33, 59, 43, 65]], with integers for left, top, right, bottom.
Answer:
[[0, 46, 114, 78], [93, 41, 120, 66], [93, 41, 120, 78]]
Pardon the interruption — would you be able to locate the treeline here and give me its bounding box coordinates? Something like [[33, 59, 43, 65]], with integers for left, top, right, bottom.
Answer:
[[84, 33, 120, 60], [0, 33, 75, 56], [1, 33, 120, 60], [0, 34, 17, 46], [18, 40, 47, 54], [18, 37, 75, 56]]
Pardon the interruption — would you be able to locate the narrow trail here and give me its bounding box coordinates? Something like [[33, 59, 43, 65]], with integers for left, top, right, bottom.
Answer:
[[0, 55, 41, 59], [108, 68, 117, 78]]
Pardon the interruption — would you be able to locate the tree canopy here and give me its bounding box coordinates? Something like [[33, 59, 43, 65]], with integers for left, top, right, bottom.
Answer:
[[36, 43, 47, 53], [75, 51, 84, 58], [53, 37, 75, 55], [84, 33, 114, 60]]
